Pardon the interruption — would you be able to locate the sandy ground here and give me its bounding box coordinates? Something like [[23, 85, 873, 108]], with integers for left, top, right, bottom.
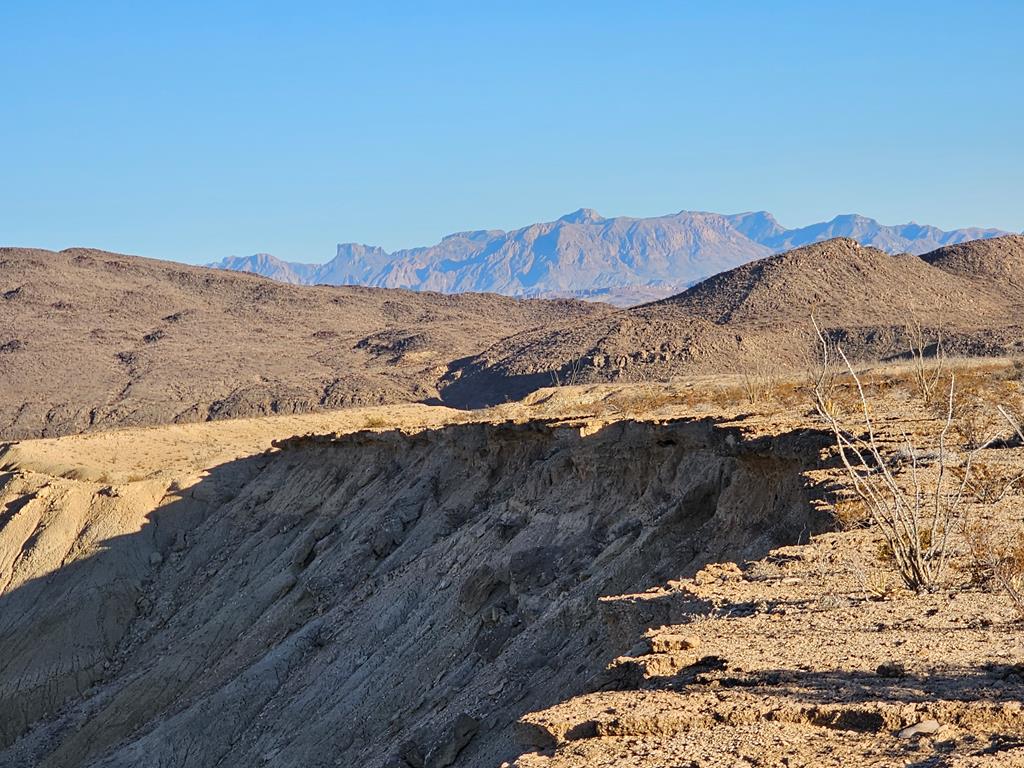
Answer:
[[1, 402, 467, 485], [2, 370, 1024, 766]]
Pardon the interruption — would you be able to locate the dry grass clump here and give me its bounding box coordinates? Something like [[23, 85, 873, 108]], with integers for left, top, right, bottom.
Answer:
[[602, 389, 682, 417], [964, 520, 1024, 618], [830, 497, 871, 530], [952, 460, 1024, 504], [597, 371, 808, 417], [846, 356, 1023, 421], [708, 370, 803, 409]]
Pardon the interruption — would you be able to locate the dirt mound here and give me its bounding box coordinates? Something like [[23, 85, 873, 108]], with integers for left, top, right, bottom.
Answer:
[[0, 247, 610, 439], [442, 238, 1024, 407]]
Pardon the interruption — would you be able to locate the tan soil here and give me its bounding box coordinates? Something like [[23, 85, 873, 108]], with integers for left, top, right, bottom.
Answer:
[[2, 368, 1024, 767]]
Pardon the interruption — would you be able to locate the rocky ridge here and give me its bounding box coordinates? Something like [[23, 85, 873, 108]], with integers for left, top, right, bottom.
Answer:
[[0, 394, 829, 767], [212, 210, 1013, 304]]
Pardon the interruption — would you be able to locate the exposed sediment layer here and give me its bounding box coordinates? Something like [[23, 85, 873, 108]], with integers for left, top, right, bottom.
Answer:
[[0, 416, 829, 767]]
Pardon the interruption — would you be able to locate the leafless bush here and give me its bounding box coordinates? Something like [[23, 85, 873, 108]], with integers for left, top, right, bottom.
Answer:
[[952, 460, 1024, 504], [964, 520, 1024, 619], [955, 401, 1003, 449], [908, 317, 945, 406], [735, 362, 778, 405], [550, 358, 585, 387], [958, 407, 1024, 618], [811, 317, 986, 591], [999, 404, 1024, 445]]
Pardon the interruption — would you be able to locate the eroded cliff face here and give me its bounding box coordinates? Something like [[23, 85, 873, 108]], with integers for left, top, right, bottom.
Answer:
[[0, 417, 829, 767]]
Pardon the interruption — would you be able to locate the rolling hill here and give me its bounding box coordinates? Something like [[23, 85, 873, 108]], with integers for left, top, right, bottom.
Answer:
[[4, 237, 1022, 435], [440, 236, 1024, 407], [0, 247, 609, 439]]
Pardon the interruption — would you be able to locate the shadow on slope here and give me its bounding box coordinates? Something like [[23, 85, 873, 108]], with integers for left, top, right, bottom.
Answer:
[[2, 417, 832, 768]]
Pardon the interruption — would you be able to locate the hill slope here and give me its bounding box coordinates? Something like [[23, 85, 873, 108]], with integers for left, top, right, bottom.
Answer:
[[0, 247, 609, 439], [921, 233, 1024, 290], [0, 399, 830, 768], [441, 237, 1024, 407], [212, 210, 1013, 305]]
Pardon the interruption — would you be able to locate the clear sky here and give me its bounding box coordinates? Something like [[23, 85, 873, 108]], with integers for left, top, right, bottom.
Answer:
[[2, 1, 1021, 265]]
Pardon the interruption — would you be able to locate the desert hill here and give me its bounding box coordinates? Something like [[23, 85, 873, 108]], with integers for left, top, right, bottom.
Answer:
[[5, 237, 1022, 435], [441, 237, 1024, 407], [0, 247, 609, 439], [212, 210, 1012, 305], [921, 233, 1024, 289], [3, 241, 1024, 767], [653, 237, 1002, 326]]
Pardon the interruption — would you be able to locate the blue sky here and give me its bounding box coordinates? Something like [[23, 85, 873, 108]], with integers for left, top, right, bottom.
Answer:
[[1, 1, 1021, 264]]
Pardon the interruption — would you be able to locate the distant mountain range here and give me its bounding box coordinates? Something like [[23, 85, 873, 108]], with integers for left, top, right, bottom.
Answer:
[[212, 210, 1013, 305]]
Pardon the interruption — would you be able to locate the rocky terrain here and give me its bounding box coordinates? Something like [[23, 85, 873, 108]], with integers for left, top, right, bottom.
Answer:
[[212, 209, 1012, 305], [2, 371, 1024, 767], [442, 236, 1024, 407], [2, 237, 1023, 766], [0, 246, 609, 439], [5, 237, 1022, 439]]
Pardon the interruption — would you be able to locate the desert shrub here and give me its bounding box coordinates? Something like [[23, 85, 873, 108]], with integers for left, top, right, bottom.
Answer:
[[707, 384, 746, 409], [830, 497, 871, 530], [811, 317, 986, 591], [906, 318, 947, 407], [732, 361, 806, 407], [1000, 403, 1024, 445], [1011, 358, 1024, 389], [550, 358, 585, 387], [964, 520, 1024, 618], [736, 363, 777, 405], [814, 380, 866, 421], [957, 408, 1024, 617], [952, 460, 1023, 504], [953, 399, 1003, 449]]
